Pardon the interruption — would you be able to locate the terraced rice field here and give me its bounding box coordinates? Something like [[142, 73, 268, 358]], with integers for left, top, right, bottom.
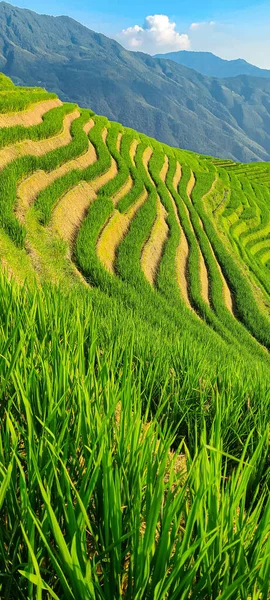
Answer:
[[0, 75, 270, 599], [2, 82, 269, 355]]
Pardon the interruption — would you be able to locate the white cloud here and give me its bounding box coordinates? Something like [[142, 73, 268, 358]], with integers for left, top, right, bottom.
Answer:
[[190, 21, 215, 30], [119, 15, 190, 54]]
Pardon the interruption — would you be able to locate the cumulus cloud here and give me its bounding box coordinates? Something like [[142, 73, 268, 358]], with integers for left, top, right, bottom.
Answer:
[[190, 21, 215, 30], [119, 15, 190, 54]]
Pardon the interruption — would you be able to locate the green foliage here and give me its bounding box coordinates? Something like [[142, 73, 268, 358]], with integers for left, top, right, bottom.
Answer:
[[35, 114, 111, 224], [0, 73, 15, 89], [98, 123, 130, 198], [0, 88, 57, 112], [0, 274, 269, 599], [0, 80, 270, 599], [75, 195, 114, 286], [0, 103, 77, 148], [191, 168, 270, 349], [0, 109, 92, 244], [117, 141, 157, 290], [117, 131, 144, 213]]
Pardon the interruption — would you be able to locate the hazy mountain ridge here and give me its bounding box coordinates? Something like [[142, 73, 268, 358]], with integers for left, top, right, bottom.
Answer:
[[0, 2, 270, 162], [154, 51, 270, 80]]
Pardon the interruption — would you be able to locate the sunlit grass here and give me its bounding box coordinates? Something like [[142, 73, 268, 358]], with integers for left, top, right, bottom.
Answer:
[[0, 273, 269, 599]]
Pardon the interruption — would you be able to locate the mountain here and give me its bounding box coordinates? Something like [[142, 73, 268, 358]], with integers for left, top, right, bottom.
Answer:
[[0, 76, 270, 599], [0, 3, 270, 162], [154, 51, 270, 80]]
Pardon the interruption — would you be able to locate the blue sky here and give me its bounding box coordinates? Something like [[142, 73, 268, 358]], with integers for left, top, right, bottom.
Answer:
[[12, 0, 270, 68]]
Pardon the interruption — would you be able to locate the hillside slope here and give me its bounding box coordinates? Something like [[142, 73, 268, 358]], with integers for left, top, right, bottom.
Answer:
[[1, 73, 270, 364], [0, 2, 270, 162], [0, 76, 270, 598], [154, 50, 270, 79]]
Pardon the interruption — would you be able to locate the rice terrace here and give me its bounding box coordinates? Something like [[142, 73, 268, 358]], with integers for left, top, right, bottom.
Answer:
[[0, 72, 270, 599]]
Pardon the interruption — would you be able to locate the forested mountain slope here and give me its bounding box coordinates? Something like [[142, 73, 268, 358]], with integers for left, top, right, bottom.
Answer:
[[0, 2, 270, 162]]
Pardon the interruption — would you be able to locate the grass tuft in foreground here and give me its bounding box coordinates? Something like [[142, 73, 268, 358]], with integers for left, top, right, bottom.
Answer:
[[0, 272, 269, 599]]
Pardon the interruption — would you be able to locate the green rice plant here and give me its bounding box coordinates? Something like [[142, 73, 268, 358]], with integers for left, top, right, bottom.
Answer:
[[222, 172, 248, 224], [0, 88, 57, 113], [98, 122, 131, 199], [243, 185, 270, 247], [0, 82, 270, 600], [117, 145, 246, 357], [0, 73, 16, 89], [150, 154, 185, 302], [75, 195, 114, 287], [172, 165, 235, 343], [0, 103, 77, 148], [191, 167, 270, 349], [0, 272, 269, 599], [116, 140, 157, 291], [75, 189, 235, 388], [117, 132, 144, 213], [253, 244, 270, 264], [186, 169, 270, 361], [35, 114, 111, 224], [148, 153, 269, 363], [207, 168, 270, 332], [74, 146, 263, 395], [213, 173, 270, 300], [0, 109, 92, 244], [147, 153, 232, 341], [228, 182, 270, 302]]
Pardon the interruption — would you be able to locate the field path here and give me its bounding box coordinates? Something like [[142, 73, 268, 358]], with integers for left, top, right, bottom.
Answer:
[[173, 161, 182, 193], [0, 109, 80, 171], [113, 175, 133, 205], [52, 129, 122, 243], [116, 132, 121, 152], [14, 122, 122, 284], [96, 188, 148, 273], [141, 148, 168, 286], [112, 137, 139, 205], [199, 212, 233, 314], [160, 154, 169, 183], [199, 177, 234, 313], [186, 171, 210, 305], [201, 173, 218, 202], [130, 139, 139, 166], [16, 118, 97, 220], [90, 128, 118, 192], [170, 160, 193, 308], [187, 170, 196, 197], [52, 182, 97, 244], [0, 98, 62, 127]]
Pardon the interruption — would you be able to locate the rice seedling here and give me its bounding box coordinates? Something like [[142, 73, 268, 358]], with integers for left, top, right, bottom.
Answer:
[[0, 274, 269, 599]]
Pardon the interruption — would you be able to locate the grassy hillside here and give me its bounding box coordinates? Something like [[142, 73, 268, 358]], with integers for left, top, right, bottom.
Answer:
[[0, 75, 270, 599], [1, 2, 270, 163]]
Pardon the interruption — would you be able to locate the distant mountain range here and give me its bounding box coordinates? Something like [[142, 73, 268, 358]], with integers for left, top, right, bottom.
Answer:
[[154, 51, 270, 80], [0, 2, 270, 162]]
